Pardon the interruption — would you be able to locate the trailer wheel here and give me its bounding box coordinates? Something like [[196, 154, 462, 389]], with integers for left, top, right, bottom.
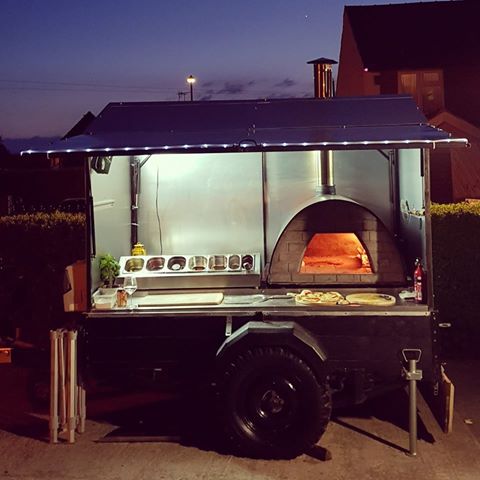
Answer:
[[219, 346, 331, 458]]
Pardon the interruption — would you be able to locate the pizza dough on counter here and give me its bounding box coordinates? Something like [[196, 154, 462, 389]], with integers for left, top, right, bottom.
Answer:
[[294, 290, 349, 305], [345, 293, 396, 306], [294, 290, 397, 307]]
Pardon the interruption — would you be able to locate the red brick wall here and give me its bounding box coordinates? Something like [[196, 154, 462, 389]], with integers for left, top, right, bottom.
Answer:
[[268, 200, 406, 286], [337, 12, 368, 96]]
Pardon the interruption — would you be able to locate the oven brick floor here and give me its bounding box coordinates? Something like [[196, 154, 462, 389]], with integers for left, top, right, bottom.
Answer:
[[0, 358, 479, 480]]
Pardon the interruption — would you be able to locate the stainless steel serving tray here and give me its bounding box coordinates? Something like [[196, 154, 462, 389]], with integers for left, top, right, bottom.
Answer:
[[118, 253, 261, 290]]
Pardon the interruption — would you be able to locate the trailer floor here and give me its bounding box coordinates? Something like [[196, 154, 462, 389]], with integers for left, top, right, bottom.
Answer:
[[0, 359, 479, 480]]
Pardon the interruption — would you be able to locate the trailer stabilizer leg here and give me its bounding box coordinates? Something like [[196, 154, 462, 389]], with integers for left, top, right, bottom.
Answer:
[[402, 349, 423, 457]]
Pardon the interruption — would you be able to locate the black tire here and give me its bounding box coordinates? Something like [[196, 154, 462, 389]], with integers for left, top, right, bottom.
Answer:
[[219, 346, 331, 458]]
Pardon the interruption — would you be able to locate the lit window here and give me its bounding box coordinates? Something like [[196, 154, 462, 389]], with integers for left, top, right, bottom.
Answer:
[[398, 70, 444, 116], [423, 72, 440, 83], [400, 73, 417, 96]]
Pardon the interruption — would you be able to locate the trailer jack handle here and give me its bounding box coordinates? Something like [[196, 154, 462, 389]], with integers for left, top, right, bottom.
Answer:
[[402, 349, 423, 457]]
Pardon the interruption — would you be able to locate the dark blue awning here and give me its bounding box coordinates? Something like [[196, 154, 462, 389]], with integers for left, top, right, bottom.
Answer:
[[21, 95, 468, 156]]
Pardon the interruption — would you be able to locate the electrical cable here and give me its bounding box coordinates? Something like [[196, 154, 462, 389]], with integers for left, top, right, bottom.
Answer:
[[0, 78, 310, 98], [0, 78, 178, 93], [155, 165, 163, 254]]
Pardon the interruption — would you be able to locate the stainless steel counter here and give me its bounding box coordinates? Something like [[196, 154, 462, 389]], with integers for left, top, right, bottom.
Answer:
[[88, 287, 430, 318]]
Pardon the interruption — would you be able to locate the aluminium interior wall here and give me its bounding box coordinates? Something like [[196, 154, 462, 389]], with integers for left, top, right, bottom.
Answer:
[[333, 149, 393, 231], [90, 156, 131, 286], [137, 152, 264, 258], [397, 148, 426, 268]]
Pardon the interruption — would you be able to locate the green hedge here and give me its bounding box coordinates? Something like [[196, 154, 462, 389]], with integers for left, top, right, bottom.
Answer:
[[431, 202, 480, 354], [0, 211, 86, 344], [0, 211, 86, 271]]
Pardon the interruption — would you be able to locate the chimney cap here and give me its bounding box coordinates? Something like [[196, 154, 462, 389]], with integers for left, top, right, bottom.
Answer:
[[307, 57, 338, 65]]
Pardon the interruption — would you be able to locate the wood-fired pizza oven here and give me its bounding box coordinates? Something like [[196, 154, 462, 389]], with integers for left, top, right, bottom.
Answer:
[[268, 200, 406, 286]]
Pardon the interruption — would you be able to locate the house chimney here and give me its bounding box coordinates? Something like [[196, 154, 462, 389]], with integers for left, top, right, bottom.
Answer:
[[307, 57, 337, 99]]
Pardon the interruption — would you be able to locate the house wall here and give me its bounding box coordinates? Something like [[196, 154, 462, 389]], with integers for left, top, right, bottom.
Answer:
[[363, 72, 379, 96], [444, 66, 480, 128], [429, 149, 453, 203], [433, 117, 480, 202], [378, 70, 399, 95], [337, 12, 368, 96], [451, 145, 480, 201]]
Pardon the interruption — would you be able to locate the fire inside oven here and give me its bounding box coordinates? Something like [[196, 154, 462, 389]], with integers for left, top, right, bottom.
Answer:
[[300, 233, 373, 275]]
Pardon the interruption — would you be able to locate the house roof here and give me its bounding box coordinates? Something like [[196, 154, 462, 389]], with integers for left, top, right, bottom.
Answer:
[[430, 110, 480, 141], [21, 96, 467, 157], [62, 111, 96, 139], [346, 1, 480, 71]]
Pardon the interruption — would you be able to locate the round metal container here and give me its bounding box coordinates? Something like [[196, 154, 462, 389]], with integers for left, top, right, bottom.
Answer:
[[188, 255, 208, 271], [146, 256, 165, 271], [125, 257, 144, 272], [209, 255, 227, 271], [241, 254, 254, 271], [228, 254, 241, 270], [167, 256, 186, 271]]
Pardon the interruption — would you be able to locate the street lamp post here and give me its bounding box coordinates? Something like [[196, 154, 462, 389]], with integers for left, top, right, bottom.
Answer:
[[187, 75, 196, 101]]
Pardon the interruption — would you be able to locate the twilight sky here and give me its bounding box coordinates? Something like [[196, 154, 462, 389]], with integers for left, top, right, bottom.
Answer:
[[1, 0, 443, 139]]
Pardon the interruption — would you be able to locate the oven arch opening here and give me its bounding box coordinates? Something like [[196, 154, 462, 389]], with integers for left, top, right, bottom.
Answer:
[[300, 233, 373, 275], [267, 199, 406, 287]]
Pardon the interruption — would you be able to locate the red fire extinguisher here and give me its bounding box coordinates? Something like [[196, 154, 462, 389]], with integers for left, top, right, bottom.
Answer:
[[414, 258, 425, 304]]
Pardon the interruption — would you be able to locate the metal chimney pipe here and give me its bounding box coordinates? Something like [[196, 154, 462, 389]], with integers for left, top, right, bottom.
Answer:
[[308, 57, 338, 195], [316, 150, 336, 195], [307, 57, 338, 99]]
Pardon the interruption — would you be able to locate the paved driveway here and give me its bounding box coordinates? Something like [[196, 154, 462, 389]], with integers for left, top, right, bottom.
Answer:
[[0, 359, 479, 480]]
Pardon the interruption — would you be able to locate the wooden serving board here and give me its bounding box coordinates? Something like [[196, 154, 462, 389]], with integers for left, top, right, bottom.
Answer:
[[137, 292, 224, 307], [345, 293, 396, 306]]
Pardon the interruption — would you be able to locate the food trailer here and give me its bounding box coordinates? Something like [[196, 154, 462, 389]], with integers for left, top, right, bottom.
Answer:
[[23, 95, 466, 457]]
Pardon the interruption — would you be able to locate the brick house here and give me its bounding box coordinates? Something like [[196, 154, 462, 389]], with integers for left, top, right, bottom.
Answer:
[[336, 0, 480, 202]]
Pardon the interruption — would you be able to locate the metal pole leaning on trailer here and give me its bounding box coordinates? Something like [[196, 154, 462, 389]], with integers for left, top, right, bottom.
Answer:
[[49, 330, 59, 443], [50, 329, 84, 443], [67, 330, 78, 443], [78, 383, 86, 434], [58, 331, 67, 432]]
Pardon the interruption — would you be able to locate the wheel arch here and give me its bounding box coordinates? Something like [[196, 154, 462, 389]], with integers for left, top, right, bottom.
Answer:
[[216, 320, 328, 382]]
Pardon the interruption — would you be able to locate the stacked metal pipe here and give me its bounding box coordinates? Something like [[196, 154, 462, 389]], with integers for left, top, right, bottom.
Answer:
[[49, 329, 86, 443]]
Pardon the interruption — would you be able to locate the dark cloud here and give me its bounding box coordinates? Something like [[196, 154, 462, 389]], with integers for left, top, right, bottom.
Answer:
[[216, 82, 246, 95], [274, 78, 296, 88], [197, 79, 257, 100]]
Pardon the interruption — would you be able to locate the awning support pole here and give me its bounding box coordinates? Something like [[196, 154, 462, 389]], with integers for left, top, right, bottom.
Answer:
[[402, 349, 423, 457]]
